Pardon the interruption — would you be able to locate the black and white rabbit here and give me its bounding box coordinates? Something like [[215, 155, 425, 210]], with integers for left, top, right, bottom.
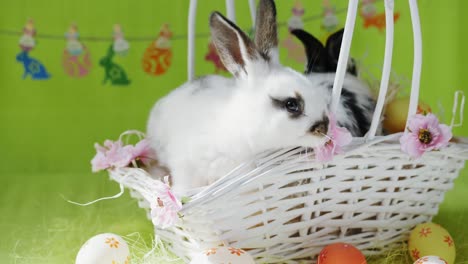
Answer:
[[291, 29, 377, 137], [147, 0, 332, 192]]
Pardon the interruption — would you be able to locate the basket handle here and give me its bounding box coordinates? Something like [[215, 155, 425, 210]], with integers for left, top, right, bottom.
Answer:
[[330, 0, 359, 114], [248, 0, 256, 27], [334, 0, 422, 138], [187, 0, 198, 81], [367, 0, 395, 139], [226, 0, 236, 23], [405, 0, 423, 128], [187, 0, 257, 81], [189, 1, 423, 134]]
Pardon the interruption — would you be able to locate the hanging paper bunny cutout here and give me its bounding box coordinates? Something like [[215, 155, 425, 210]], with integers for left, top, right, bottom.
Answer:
[[62, 24, 92, 77], [16, 19, 51, 80], [281, 0, 306, 64], [16, 51, 51, 80], [100, 45, 131, 86], [142, 23, 173, 76]]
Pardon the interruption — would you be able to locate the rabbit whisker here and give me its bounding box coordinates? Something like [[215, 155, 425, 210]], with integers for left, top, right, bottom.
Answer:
[[320, 132, 332, 142]]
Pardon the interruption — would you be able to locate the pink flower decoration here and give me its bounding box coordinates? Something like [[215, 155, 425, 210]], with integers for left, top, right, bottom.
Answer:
[[131, 139, 156, 166], [314, 114, 352, 162], [91, 150, 109, 172], [400, 113, 452, 158], [91, 140, 133, 172], [91, 138, 156, 172], [151, 178, 183, 229]]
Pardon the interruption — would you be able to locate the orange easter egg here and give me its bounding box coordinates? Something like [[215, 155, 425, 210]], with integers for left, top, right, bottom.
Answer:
[[318, 243, 367, 264], [384, 97, 432, 133]]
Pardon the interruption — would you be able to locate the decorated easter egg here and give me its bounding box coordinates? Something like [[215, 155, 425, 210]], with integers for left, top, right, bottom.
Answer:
[[408, 223, 455, 264], [317, 243, 367, 264], [63, 46, 92, 77], [190, 246, 255, 264], [413, 256, 448, 264], [142, 24, 173, 76], [75, 233, 130, 264], [142, 44, 172, 76], [384, 97, 432, 133]]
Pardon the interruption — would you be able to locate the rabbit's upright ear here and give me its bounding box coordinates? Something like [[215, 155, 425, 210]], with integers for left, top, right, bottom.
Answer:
[[210, 12, 258, 78], [325, 28, 344, 70], [291, 29, 328, 74], [325, 28, 358, 76], [254, 0, 278, 63]]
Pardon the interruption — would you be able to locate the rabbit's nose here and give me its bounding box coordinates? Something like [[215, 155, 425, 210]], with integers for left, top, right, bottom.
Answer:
[[309, 117, 329, 136]]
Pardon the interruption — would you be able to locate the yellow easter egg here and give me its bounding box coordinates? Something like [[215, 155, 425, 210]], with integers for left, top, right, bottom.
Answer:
[[384, 97, 432, 133], [408, 223, 455, 264]]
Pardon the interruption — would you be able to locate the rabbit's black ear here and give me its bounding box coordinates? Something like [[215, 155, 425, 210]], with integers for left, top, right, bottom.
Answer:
[[291, 29, 328, 74], [326, 29, 358, 76], [254, 0, 278, 63], [325, 28, 344, 71], [210, 11, 258, 77]]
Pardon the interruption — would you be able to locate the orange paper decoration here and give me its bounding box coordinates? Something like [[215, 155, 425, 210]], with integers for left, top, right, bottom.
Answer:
[[142, 23, 173, 76]]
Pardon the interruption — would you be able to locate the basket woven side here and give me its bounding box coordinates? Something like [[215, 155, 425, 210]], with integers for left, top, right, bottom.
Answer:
[[109, 140, 467, 263]]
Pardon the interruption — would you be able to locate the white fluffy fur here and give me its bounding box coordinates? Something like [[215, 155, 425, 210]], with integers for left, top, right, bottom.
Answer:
[[147, 66, 330, 192], [147, 70, 377, 192], [147, 2, 337, 192]]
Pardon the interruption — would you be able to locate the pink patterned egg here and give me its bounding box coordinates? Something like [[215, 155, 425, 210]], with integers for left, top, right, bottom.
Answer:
[[190, 246, 255, 264], [413, 256, 448, 264], [62, 47, 92, 77]]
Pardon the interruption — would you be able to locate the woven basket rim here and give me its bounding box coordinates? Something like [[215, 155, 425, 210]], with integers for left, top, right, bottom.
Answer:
[[109, 134, 468, 213]]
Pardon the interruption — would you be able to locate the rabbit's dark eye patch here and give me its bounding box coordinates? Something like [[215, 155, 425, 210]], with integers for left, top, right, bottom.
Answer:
[[270, 92, 304, 118]]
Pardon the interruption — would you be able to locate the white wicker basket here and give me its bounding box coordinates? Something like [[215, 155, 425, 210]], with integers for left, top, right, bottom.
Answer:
[[109, 135, 468, 263], [106, 0, 468, 263]]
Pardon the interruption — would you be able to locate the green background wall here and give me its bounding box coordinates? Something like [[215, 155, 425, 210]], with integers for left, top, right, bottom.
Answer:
[[1, 0, 467, 263]]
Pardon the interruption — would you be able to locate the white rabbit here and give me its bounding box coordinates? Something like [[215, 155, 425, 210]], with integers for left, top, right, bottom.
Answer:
[[147, 0, 331, 192], [291, 29, 378, 137]]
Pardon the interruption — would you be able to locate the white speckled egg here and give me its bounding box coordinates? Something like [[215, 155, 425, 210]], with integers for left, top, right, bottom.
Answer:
[[413, 256, 448, 264], [76, 233, 130, 264], [190, 246, 255, 264]]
